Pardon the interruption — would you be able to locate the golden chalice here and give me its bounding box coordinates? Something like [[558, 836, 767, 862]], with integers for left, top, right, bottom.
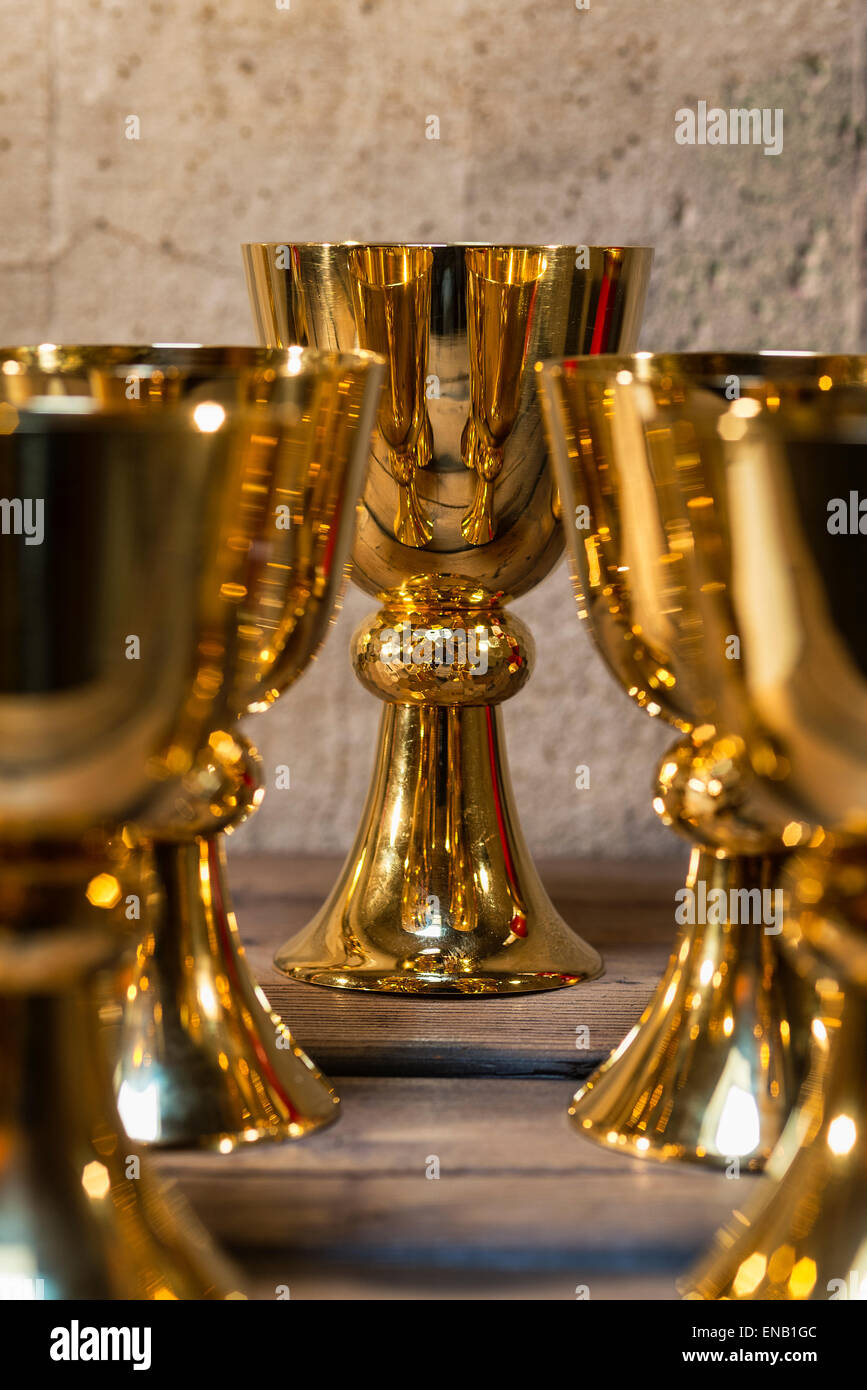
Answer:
[[100, 347, 382, 1149], [0, 343, 379, 1295], [243, 242, 652, 993], [644, 353, 867, 1300], [538, 353, 817, 1170]]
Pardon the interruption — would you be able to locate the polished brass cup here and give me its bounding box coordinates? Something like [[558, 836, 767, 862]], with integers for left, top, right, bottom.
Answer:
[[0, 343, 378, 1295], [243, 242, 652, 994], [95, 348, 383, 1149], [538, 353, 818, 1170], [639, 354, 867, 1300]]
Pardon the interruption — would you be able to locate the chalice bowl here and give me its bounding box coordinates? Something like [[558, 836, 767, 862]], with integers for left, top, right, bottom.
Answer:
[[0, 343, 379, 1297], [638, 353, 867, 1300], [243, 243, 652, 993], [538, 353, 816, 1169]]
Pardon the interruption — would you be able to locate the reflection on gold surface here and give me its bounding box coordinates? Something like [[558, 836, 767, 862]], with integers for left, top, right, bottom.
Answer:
[[544, 351, 867, 1298], [685, 852, 867, 1301], [349, 247, 434, 547], [81, 1161, 111, 1201], [193, 400, 227, 433], [86, 874, 122, 909], [244, 242, 653, 993], [539, 353, 830, 1172], [827, 1113, 857, 1155], [461, 248, 547, 545], [0, 344, 380, 1296]]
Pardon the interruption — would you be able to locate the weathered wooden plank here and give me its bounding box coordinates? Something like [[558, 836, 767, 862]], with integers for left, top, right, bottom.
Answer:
[[155, 1078, 747, 1274], [155, 1077, 653, 1176], [226, 853, 685, 1078], [158, 859, 729, 1299], [170, 1172, 736, 1265]]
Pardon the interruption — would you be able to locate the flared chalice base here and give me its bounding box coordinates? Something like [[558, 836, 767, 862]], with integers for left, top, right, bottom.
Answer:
[[116, 838, 340, 1147], [569, 846, 808, 1168], [116, 733, 338, 1148]]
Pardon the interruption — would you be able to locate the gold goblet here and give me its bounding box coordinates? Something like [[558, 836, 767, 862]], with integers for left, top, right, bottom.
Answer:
[[0, 343, 378, 1296], [538, 353, 814, 1169], [243, 242, 652, 994], [629, 353, 867, 1301], [97, 348, 383, 1149]]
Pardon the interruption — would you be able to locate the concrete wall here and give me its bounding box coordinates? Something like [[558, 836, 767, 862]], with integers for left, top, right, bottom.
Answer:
[[3, 0, 863, 859]]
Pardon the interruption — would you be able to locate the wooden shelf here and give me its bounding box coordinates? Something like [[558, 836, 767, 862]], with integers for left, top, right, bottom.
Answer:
[[154, 851, 749, 1301]]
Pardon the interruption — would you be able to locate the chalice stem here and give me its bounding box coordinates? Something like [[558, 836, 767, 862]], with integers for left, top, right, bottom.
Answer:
[[275, 702, 602, 991]]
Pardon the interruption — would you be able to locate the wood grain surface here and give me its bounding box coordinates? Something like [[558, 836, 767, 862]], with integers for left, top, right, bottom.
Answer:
[[153, 851, 752, 1301]]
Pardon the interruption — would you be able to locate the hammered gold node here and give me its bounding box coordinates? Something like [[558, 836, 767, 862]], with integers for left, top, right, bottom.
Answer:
[[244, 242, 652, 994], [0, 343, 379, 1296], [539, 354, 817, 1169]]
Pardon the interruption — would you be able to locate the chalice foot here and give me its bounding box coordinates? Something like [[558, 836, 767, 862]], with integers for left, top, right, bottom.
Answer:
[[569, 845, 808, 1169], [116, 837, 339, 1149]]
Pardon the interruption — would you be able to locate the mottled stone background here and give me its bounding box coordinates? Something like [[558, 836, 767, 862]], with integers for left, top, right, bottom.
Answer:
[[3, 0, 863, 860]]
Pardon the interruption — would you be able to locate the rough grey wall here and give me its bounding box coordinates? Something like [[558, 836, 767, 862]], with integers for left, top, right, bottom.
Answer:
[[3, 0, 863, 859]]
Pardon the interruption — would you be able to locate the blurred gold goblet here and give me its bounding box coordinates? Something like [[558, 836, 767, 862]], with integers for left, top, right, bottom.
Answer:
[[243, 242, 652, 993], [94, 348, 383, 1149], [538, 353, 815, 1170], [630, 353, 867, 1300], [0, 343, 378, 1296]]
